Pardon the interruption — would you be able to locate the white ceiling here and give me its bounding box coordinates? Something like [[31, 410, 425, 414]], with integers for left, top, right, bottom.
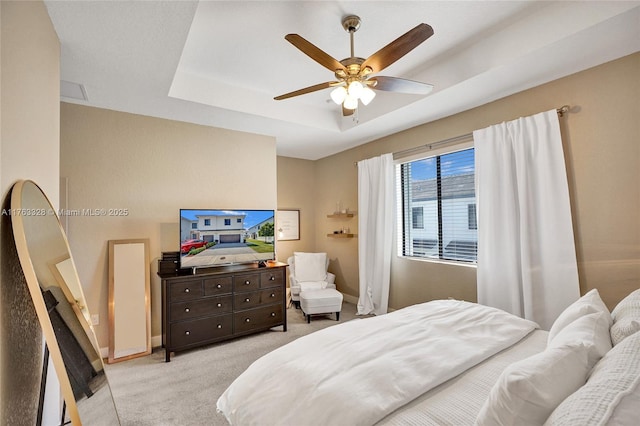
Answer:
[[45, 1, 640, 160]]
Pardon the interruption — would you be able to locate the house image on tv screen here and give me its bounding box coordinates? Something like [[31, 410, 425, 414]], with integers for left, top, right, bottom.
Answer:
[[193, 213, 246, 244], [246, 216, 275, 243], [179, 209, 276, 268]]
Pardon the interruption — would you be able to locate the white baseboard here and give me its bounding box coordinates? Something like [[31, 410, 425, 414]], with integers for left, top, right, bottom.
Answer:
[[342, 293, 358, 305], [151, 335, 162, 349]]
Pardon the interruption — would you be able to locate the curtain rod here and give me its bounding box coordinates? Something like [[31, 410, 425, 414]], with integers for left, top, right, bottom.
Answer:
[[392, 105, 570, 160], [356, 105, 571, 165]]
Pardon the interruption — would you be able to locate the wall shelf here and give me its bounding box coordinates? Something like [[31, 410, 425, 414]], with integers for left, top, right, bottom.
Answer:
[[327, 211, 355, 237], [327, 213, 354, 218]]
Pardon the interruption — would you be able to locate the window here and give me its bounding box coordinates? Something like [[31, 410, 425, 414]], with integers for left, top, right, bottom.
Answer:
[[468, 204, 477, 230], [191, 223, 197, 229], [412, 207, 424, 229], [237, 218, 242, 223], [398, 148, 477, 263], [224, 219, 231, 226], [204, 219, 211, 226]]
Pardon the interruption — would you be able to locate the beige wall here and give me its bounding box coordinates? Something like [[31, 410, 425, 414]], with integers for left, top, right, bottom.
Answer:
[[277, 52, 640, 311], [60, 103, 277, 348], [0, 0, 60, 423], [275, 156, 317, 265]]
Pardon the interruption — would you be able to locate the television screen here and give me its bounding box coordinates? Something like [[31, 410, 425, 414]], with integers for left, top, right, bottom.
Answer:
[[179, 209, 275, 270]]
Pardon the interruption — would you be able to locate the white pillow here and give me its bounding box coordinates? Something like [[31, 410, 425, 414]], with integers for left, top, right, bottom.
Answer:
[[544, 330, 640, 426], [293, 252, 328, 283], [610, 288, 640, 345], [475, 343, 590, 426], [548, 288, 611, 342], [548, 311, 612, 369], [611, 319, 640, 346], [611, 288, 640, 320]]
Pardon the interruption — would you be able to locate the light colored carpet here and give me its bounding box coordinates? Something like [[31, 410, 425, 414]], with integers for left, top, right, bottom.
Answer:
[[105, 302, 358, 425]]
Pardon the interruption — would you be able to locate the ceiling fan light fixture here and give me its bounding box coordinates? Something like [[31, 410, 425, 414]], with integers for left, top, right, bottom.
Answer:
[[360, 86, 376, 105], [347, 80, 364, 98], [343, 95, 358, 110], [330, 86, 347, 105]]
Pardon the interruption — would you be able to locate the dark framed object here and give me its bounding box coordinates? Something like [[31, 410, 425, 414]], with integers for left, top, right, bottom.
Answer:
[[277, 209, 300, 241]]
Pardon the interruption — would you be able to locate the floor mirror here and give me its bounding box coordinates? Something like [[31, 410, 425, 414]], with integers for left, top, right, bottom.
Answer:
[[10, 180, 120, 425]]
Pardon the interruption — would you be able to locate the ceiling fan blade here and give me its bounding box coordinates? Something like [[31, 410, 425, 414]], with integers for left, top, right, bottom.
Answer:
[[285, 34, 346, 73], [361, 23, 434, 73], [342, 105, 354, 116], [369, 76, 434, 95], [274, 81, 339, 100]]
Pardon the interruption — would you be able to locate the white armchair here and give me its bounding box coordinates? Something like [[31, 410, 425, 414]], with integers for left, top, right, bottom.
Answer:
[[288, 252, 336, 308]]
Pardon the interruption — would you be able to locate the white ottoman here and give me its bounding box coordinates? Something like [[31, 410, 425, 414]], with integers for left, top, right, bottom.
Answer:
[[299, 288, 343, 323]]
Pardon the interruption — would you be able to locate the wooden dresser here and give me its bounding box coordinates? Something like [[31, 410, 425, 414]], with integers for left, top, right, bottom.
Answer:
[[159, 262, 287, 362]]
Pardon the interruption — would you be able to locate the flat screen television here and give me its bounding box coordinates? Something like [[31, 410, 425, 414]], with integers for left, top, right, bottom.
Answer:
[[179, 209, 276, 271]]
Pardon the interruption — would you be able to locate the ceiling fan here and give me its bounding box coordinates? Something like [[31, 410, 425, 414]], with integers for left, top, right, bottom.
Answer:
[[274, 15, 435, 116]]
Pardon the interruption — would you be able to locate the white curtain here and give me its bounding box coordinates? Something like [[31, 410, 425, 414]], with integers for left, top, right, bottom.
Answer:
[[473, 110, 579, 330], [357, 153, 394, 315]]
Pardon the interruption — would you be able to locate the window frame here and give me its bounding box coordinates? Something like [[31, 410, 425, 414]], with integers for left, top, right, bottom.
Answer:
[[395, 140, 477, 266]]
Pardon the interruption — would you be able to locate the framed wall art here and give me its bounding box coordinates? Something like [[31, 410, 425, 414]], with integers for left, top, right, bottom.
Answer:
[[277, 209, 300, 241]]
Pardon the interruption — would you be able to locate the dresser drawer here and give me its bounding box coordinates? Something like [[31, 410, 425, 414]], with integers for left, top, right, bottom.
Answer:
[[170, 279, 203, 302], [204, 277, 232, 296], [170, 314, 232, 348], [260, 270, 284, 288], [170, 295, 233, 321], [233, 287, 283, 310], [259, 287, 283, 305], [234, 304, 284, 334], [233, 273, 260, 291]]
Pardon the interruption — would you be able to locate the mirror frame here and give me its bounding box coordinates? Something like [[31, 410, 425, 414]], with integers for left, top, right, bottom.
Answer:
[[10, 179, 119, 424], [108, 238, 151, 363]]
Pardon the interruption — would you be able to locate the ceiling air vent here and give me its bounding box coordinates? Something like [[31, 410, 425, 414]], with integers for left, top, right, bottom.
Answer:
[[60, 80, 88, 101]]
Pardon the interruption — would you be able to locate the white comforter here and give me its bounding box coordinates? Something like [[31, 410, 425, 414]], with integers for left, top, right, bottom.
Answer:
[[216, 300, 538, 426]]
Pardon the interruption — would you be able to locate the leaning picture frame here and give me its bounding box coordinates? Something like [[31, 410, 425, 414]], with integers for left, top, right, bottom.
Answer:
[[277, 209, 300, 241]]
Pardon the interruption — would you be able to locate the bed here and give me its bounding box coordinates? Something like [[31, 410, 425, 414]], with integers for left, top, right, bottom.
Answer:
[[217, 289, 640, 426]]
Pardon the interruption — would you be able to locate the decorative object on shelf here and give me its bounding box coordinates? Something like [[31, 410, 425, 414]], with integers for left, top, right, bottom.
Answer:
[[327, 211, 356, 238], [276, 209, 300, 241]]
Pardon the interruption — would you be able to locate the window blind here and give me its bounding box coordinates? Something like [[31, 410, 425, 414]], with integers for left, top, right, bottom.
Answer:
[[396, 147, 477, 263]]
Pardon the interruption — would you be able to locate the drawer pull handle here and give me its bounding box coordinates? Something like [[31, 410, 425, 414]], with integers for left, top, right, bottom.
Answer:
[[270, 293, 275, 298], [270, 276, 275, 281], [244, 298, 250, 303], [184, 288, 190, 293], [244, 280, 250, 285], [245, 318, 250, 323], [217, 303, 222, 308], [185, 331, 190, 336], [217, 324, 222, 329], [216, 284, 222, 289], [184, 308, 190, 313], [270, 312, 276, 317]]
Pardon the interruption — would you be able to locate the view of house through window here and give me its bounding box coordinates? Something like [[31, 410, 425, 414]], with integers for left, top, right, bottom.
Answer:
[[397, 147, 477, 263]]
